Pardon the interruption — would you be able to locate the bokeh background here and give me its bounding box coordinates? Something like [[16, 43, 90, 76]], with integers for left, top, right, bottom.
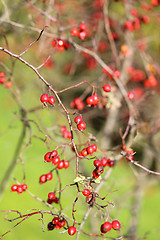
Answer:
[[0, 0, 160, 239]]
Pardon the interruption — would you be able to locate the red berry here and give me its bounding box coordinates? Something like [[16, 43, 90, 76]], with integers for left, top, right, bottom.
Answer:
[[11, 184, 18, 192], [92, 144, 97, 152], [92, 94, 99, 106], [0, 77, 6, 84], [5, 81, 12, 88], [55, 224, 61, 229], [59, 219, 66, 227], [79, 22, 87, 31], [81, 148, 88, 157], [124, 20, 134, 31], [101, 157, 108, 167], [79, 31, 87, 40], [74, 116, 82, 124], [46, 172, 53, 181], [48, 192, 55, 200], [22, 184, 28, 191], [71, 27, 79, 36], [92, 169, 100, 178], [44, 152, 52, 162], [63, 160, 70, 169], [68, 226, 76, 236], [0, 72, 5, 77], [40, 94, 49, 103], [17, 185, 24, 194], [52, 156, 60, 165], [112, 220, 121, 230], [94, 159, 102, 168], [39, 174, 47, 184], [52, 217, 59, 225], [82, 189, 91, 196], [100, 221, 112, 233], [50, 150, 58, 158], [61, 126, 66, 132], [87, 145, 94, 155], [127, 91, 135, 100], [77, 121, 86, 131], [48, 96, 55, 105], [86, 96, 94, 106], [103, 84, 111, 92], [57, 160, 64, 169], [113, 70, 120, 79]]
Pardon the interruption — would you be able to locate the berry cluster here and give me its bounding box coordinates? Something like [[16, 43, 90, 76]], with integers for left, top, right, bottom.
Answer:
[[40, 93, 55, 105], [51, 39, 70, 52], [92, 158, 115, 178], [47, 216, 66, 231], [44, 150, 70, 169], [125, 148, 134, 161], [71, 22, 87, 40], [100, 220, 121, 234], [47, 192, 60, 204], [61, 126, 72, 139], [39, 172, 53, 184], [74, 116, 86, 131], [0, 71, 12, 88], [79, 144, 97, 157], [11, 184, 28, 194], [70, 97, 85, 110], [86, 94, 99, 106]]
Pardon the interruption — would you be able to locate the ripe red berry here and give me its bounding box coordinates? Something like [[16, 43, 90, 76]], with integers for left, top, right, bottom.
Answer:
[[79, 22, 87, 31], [74, 116, 83, 124], [11, 184, 18, 192], [52, 217, 59, 225], [40, 94, 49, 103], [92, 144, 97, 152], [79, 31, 87, 40], [48, 96, 55, 105], [113, 70, 120, 79], [63, 160, 70, 169], [101, 157, 108, 167], [0, 77, 6, 84], [92, 169, 100, 178], [94, 159, 102, 168], [127, 91, 135, 100], [92, 94, 99, 106], [5, 81, 12, 88], [59, 219, 66, 227], [50, 150, 58, 158], [87, 145, 94, 155], [17, 185, 24, 194], [39, 174, 47, 184], [57, 160, 64, 169], [82, 189, 91, 196], [103, 84, 111, 92], [46, 172, 53, 181], [71, 27, 79, 36], [112, 220, 121, 230], [22, 184, 28, 191], [81, 148, 88, 157], [52, 156, 60, 165], [0, 72, 5, 77], [48, 192, 55, 200], [100, 221, 112, 233], [68, 226, 76, 236], [86, 96, 94, 106], [44, 152, 52, 162], [77, 121, 86, 131]]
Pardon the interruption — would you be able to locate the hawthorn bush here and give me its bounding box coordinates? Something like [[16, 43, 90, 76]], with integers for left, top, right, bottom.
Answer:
[[0, 0, 160, 239]]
